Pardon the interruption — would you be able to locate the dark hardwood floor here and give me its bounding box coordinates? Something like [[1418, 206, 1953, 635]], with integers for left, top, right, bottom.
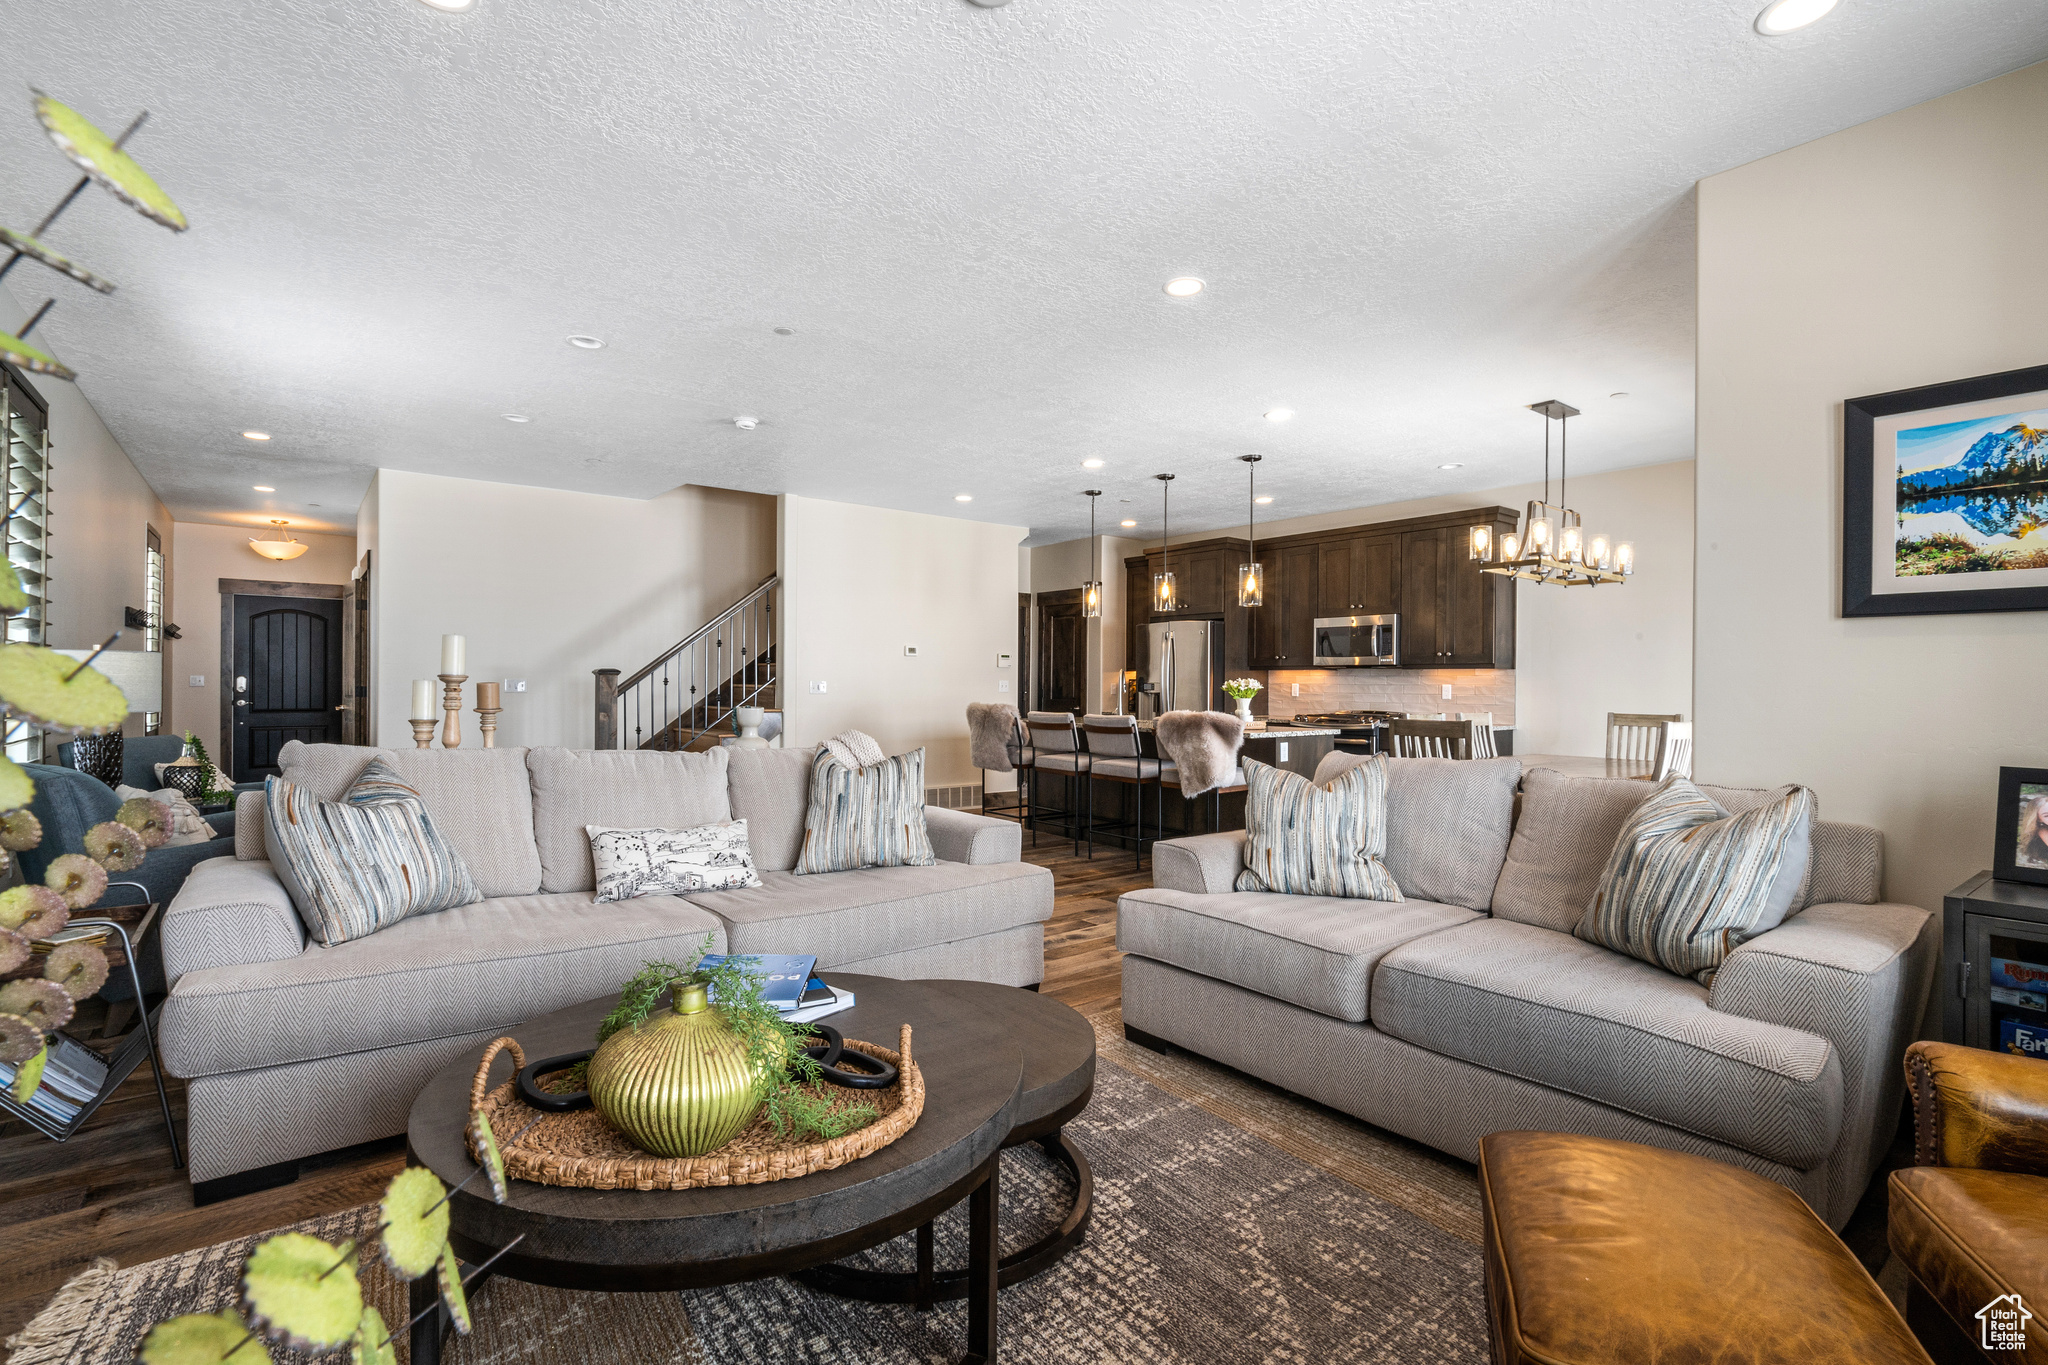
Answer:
[[0, 837, 1144, 1338]]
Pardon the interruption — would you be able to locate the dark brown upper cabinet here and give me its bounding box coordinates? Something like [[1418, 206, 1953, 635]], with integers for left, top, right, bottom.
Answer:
[[1251, 542, 1320, 668], [1317, 534, 1400, 617]]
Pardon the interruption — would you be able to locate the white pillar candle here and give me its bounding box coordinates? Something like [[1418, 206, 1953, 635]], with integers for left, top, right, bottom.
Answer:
[[411, 679, 437, 720], [440, 634, 466, 675]]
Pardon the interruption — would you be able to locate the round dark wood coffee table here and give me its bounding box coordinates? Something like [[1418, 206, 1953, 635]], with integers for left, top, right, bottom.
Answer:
[[405, 975, 1095, 1364]]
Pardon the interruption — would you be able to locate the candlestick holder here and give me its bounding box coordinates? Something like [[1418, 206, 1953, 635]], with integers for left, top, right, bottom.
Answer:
[[476, 704, 501, 749], [439, 674, 467, 748], [409, 719, 437, 750]]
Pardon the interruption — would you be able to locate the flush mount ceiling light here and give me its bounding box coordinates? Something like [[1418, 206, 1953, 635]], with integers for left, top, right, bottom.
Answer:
[[241, 431, 270, 441], [502, 413, 531, 423], [1162, 277, 1204, 298], [249, 519, 309, 561], [1471, 401, 1635, 587], [1264, 408, 1294, 423], [955, 494, 974, 502], [1755, 0, 1838, 35], [252, 484, 275, 492], [1082, 458, 1105, 469], [565, 335, 605, 349]]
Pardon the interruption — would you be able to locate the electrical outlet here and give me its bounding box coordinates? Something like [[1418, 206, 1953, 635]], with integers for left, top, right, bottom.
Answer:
[[504, 680, 527, 693], [188, 674, 205, 688], [810, 680, 828, 694], [1291, 683, 1300, 697], [1278, 741, 1290, 762], [1441, 684, 1453, 700], [998, 679, 1009, 693]]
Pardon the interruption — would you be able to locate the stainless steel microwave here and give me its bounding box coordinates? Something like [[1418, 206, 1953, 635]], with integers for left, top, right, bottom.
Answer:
[[1314, 614, 1400, 667]]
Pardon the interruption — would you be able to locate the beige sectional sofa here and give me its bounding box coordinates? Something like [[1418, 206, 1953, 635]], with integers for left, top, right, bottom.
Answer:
[[1117, 757, 1937, 1230], [160, 741, 1051, 1197]]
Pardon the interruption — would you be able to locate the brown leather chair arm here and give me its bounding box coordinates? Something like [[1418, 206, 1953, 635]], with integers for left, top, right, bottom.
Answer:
[[1906, 1040, 2048, 1175]]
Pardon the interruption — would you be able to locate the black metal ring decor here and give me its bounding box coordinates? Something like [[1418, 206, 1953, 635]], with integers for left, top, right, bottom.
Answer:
[[515, 1050, 594, 1112], [791, 1024, 899, 1089], [794, 1023, 845, 1070]]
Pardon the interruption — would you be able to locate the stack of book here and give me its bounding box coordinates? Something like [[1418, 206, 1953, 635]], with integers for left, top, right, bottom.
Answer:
[[0, 1034, 109, 1127], [699, 953, 855, 1023]]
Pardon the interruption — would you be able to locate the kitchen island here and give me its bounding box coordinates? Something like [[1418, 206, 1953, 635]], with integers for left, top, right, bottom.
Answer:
[[1046, 721, 1340, 850]]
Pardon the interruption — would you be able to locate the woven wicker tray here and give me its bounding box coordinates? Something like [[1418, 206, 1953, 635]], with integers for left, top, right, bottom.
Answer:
[[465, 1025, 923, 1191]]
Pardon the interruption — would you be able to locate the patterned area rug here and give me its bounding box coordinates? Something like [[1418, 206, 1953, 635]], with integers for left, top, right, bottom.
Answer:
[[5, 1008, 1486, 1365]]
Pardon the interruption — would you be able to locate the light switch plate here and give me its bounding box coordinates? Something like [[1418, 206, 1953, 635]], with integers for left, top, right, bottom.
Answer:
[[188, 674, 205, 688], [1278, 741, 1289, 761], [998, 680, 1009, 693], [904, 645, 919, 657], [1441, 684, 1453, 700], [504, 680, 528, 692], [1291, 683, 1300, 697], [810, 681, 828, 694]]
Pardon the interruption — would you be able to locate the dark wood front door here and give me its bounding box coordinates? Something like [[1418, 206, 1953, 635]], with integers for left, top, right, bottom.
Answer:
[[230, 593, 344, 779], [1036, 588, 1086, 717]]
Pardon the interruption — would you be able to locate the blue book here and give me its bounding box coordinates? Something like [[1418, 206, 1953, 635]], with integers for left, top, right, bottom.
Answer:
[[698, 953, 817, 1012], [1999, 1017, 2048, 1061]]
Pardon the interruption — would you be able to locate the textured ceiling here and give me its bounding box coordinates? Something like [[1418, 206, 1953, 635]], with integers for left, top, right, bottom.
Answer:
[[2, 1, 2044, 545]]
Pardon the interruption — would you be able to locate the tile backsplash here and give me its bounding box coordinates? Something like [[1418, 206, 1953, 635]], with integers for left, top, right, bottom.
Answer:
[[1264, 669, 1516, 727]]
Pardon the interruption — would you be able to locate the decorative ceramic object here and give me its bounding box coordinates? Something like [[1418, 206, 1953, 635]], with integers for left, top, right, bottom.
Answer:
[[68, 732, 123, 787], [161, 748, 204, 799], [1234, 697, 1254, 724], [730, 706, 769, 750], [586, 982, 761, 1157]]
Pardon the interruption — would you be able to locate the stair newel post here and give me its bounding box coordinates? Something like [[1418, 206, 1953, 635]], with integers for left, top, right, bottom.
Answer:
[[593, 668, 621, 750]]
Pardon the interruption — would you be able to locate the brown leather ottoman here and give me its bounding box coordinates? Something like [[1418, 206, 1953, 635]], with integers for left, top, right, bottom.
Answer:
[[1479, 1131, 1932, 1365]]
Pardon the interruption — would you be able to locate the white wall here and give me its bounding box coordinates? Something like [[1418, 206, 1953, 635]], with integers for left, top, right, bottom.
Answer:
[[3, 290, 176, 742], [361, 471, 776, 750], [1696, 60, 2048, 916], [780, 495, 1027, 787], [168, 521, 358, 770], [1142, 462, 1696, 755]]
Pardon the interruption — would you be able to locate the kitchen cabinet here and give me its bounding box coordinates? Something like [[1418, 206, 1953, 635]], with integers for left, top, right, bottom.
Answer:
[[1400, 529, 1445, 664], [1252, 542, 1319, 668], [1318, 535, 1401, 617], [1125, 554, 1152, 683], [1399, 523, 1515, 669]]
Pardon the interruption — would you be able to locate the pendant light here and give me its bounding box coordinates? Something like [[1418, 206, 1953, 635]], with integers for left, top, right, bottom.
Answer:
[[1152, 474, 1177, 612], [1238, 454, 1264, 607], [1473, 401, 1634, 587], [248, 519, 310, 561], [1081, 489, 1103, 618]]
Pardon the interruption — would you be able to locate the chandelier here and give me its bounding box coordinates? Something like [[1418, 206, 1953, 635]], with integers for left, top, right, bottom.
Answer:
[[1471, 401, 1634, 586]]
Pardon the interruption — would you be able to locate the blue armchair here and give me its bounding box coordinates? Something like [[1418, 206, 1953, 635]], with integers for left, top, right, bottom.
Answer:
[[20, 763, 239, 998], [56, 735, 263, 805]]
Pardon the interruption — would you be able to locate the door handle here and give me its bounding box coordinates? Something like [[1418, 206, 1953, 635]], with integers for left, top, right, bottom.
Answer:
[[235, 700, 249, 707]]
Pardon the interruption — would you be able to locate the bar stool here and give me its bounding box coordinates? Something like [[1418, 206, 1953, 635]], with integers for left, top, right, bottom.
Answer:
[[1081, 714, 1174, 870], [1153, 710, 1249, 837], [1022, 711, 1089, 855], [966, 702, 1062, 838]]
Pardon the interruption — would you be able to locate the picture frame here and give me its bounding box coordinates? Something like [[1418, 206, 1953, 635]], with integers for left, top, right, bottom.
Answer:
[[1993, 766, 2048, 887], [1842, 362, 2048, 617]]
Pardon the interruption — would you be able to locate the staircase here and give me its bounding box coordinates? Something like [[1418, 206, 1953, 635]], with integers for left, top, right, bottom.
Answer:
[[595, 575, 778, 751]]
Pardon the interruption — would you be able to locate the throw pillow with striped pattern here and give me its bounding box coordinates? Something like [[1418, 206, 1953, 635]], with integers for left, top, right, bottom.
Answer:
[[1574, 775, 1815, 984], [1234, 756, 1404, 901], [266, 759, 483, 946], [794, 745, 939, 875]]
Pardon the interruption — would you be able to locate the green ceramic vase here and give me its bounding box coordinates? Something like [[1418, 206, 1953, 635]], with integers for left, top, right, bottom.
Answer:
[[587, 982, 760, 1157]]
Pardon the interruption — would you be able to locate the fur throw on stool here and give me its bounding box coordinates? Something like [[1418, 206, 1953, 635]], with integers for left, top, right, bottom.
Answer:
[[1156, 710, 1246, 797], [967, 702, 1020, 772]]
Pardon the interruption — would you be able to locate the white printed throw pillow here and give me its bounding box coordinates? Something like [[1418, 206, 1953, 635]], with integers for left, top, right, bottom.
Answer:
[[115, 784, 215, 846], [587, 821, 763, 903]]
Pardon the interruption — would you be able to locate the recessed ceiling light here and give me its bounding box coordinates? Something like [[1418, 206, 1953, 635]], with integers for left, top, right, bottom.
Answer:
[[1255, 496, 1274, 505], [1264, 409, 1294, 423], [417, 0, 475, 10], [253, 485, 275, 492], [566, 335, 605, 349], [773, 327, 794, 336], [503, 414, 531, 423], [1082, 458, 1105, 469], [1163, 277, 1205, 298], [242, 431, 270, 441], [1120, 519, 1137, 527], [733, 415, 759, 430], [954, 494, 974, 502], [1754, 0, 1837, 35], [1439, 463, 1464, 470]]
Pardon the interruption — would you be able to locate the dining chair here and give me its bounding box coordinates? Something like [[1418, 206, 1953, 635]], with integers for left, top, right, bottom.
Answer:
[[1652, 721, 1694, 781], [1080, 714, 1173, 870], [1022, 712, 1089, 855], [1457, 712, 1497, 758], [1607, 712, 1684, 764], [1386, 717, 1479, 759]]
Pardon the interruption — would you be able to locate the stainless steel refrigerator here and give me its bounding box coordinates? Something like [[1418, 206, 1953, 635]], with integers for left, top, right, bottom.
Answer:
[[1140, 619, 1221, 720]]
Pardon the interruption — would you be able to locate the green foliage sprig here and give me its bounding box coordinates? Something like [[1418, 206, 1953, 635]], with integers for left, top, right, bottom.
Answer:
[[600, 937, 879, 1143], [180, 729, 225, 803]]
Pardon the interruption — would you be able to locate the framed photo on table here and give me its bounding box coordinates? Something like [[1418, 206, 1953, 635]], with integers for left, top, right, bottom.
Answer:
[[1843, 362, 2048, 617], [1994, 766, 2048, 888]]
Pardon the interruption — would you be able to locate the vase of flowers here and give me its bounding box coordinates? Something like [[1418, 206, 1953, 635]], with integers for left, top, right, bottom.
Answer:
[[1223, 677, 1263, 725]]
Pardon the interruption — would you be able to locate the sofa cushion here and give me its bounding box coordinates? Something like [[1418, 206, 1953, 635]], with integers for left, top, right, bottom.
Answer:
[[525, 747, 732, 892], [683, 861, 1051, 966], [161, 891, 728, 1078], [276, 742, 542, 898], [1373, 918, 1844, 1168], [1490, 768, 1655, 931], [1117, 886, 1478, 1023], [1313, 753, 1522, 912], [726, 746, 817, 872]]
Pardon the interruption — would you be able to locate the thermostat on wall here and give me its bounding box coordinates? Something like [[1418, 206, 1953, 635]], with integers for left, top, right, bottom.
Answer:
[[997, 652, 1013, 669]]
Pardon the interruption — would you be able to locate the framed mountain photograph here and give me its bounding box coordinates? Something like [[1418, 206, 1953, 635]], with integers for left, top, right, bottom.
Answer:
[[1844, 363, 2048, 616]]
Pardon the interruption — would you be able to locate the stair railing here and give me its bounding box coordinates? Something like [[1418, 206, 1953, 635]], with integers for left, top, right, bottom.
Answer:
[[595, 573, 777, 751]]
